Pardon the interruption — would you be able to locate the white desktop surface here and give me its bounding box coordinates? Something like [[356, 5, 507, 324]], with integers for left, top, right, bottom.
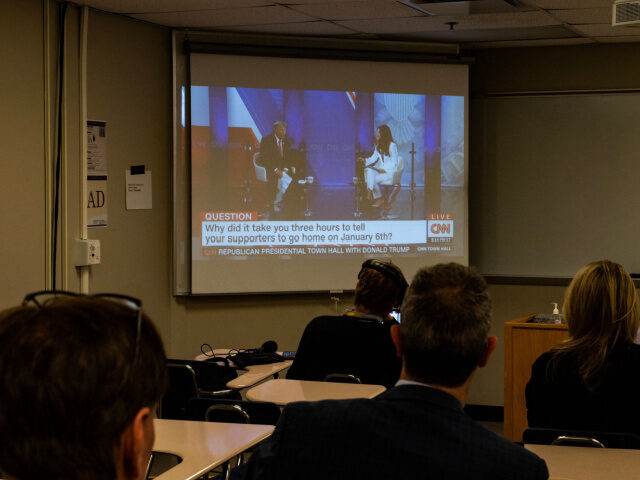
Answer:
[[195, 349, 293, 389], [154, 419, 273, 480], [526, 444, 640, 480], [245, 378, 386, 406]]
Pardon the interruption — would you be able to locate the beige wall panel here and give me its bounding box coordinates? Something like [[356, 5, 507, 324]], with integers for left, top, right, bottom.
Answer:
[[0, 0, 45, 305], [168, 292, 353, 359], [470, 44, 640, 94], [85, 10, 173, 343], [468, 283, 567, 406]]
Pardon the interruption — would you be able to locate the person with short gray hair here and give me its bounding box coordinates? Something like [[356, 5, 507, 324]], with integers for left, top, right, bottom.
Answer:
[[400, 262, 492, 388], [243, 262, 548, 480]]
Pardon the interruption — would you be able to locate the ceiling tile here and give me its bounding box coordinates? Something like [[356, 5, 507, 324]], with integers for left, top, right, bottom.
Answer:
[[385, 24, 576, 43], [408, 0, 531, 15], [276, 0, 390, 3], [288, 1, 420, 21], [220, 20, 357, 35], [81, 0, 270, 14], [75, 0, 640, 46], [337, 11, 561, 34], [130, 5, 315, 27], [464, 37, 593, 48], [573, 23, 640, 36], [525, 0, 613, 8], [550, 7, 611, 24]]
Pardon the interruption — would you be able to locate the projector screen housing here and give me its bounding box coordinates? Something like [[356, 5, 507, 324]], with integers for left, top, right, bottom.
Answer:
[[172, 34, 469, 295]]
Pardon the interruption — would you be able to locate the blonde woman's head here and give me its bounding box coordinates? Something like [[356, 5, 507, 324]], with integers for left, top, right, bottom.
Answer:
[[564, 260, 639, 346]]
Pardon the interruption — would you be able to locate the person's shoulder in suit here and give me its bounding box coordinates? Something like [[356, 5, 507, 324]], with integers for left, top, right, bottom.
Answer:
[[464, 414, 549, 480], [243, 389, 548, 480]]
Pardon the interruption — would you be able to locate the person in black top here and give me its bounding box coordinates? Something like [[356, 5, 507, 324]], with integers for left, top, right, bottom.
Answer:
[[526, 260, 640, 433], [285, 259, 406, 388]]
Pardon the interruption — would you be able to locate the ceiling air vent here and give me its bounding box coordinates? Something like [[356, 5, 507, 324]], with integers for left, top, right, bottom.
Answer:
[[613, 0, 640, 26]]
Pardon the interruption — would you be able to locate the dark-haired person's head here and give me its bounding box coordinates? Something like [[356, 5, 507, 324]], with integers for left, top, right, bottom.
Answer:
[[0, 296, 168, 480], [393, 263, 496, 390], [354, 259, 406, 319], [375, 124, 394, 156]]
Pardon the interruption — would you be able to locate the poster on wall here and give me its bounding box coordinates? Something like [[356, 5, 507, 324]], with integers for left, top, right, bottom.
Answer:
[[87, 120, 108, 227], [125, 167, 152, 210]]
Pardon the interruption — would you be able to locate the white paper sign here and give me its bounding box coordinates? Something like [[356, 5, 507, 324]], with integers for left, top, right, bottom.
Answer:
[[126, 169, 152, 210], [88, 179, 108, 227]]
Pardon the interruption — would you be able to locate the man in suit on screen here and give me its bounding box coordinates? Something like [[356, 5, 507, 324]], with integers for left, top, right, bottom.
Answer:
[[258, 120, 299, 216], [242, 263, 549, 480]]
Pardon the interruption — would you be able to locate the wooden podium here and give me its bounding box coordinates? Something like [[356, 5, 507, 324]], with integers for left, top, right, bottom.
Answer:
[[504, 314, 568, 442]]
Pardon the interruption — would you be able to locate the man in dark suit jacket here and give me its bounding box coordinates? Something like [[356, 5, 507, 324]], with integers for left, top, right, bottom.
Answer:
[[258, 121, 299, 215], [243, 263, 549, 480]]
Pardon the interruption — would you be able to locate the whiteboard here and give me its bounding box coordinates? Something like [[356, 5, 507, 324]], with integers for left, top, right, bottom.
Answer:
[[470, 93, 640, 277]]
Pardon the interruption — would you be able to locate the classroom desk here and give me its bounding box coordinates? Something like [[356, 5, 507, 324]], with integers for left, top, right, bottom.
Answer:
[[195, 349, 293, 389], [153, 419, 273, 480], [245, 378, 386, 406], [526, 444, 640, 480]]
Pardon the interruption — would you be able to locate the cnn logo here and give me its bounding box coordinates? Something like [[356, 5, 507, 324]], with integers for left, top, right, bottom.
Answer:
[[428, 220, 453, 237]]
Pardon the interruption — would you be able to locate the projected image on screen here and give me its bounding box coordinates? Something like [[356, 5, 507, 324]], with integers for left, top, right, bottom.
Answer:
[[191, 86, 464, 263]]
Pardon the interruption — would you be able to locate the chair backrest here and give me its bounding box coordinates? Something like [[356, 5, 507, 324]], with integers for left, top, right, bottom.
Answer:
[[524, 427, 640, 449], [186, 397, 281, 425], [392, 156, 404, 185], [168, 358, 238, 391], [162, 360, 241, 419], [161, 363, 199, 419], [323, 373, 362, 384], [253, 152, 267, 182], [205, 404, 251, 424]]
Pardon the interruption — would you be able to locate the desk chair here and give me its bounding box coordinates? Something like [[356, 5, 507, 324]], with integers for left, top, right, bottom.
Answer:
[[160, 362, 240, 419], [186, 398, 281, 480], [523, 427, 640, 449], [168, 358, 238, 391], [186, 397, 281, 425], [323, 373, 362, 384], [380, 156, 404, 219]]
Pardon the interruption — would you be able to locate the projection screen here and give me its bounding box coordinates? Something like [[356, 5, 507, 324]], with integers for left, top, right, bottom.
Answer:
[[180, 51, 468, 294]]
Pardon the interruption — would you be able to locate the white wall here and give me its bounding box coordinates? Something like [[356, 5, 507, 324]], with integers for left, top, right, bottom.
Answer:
[[0, 0, 45, 305]]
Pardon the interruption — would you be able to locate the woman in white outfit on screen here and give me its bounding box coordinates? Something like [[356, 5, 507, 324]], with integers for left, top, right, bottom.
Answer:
[[361, 124, 398, 207]]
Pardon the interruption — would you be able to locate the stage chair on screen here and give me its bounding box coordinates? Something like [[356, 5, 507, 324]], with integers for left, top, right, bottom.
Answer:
[[253, 152, 267, 183], [323, 373, 362, 384], [252, 152, 271, 216], [523, 427, 640, 449], [160, 361, 240, 419], [380, 156, 404, 219]]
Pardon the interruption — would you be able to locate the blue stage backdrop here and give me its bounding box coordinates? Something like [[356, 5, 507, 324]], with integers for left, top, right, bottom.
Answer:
[[198, 86, 450, 189]]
